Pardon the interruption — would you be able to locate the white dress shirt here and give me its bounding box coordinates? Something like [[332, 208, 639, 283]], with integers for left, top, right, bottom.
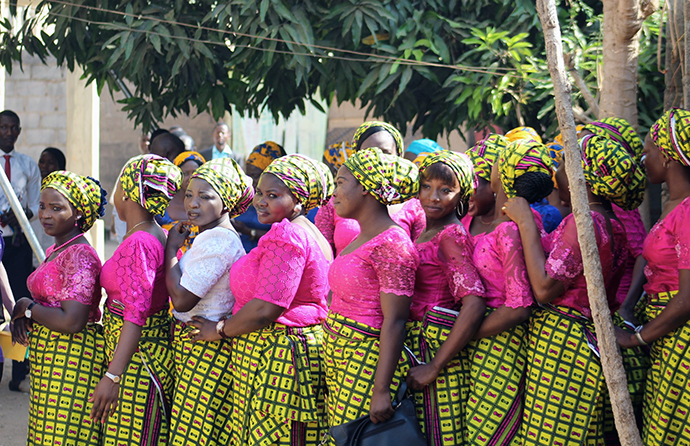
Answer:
[[0, 149, 40, 236]]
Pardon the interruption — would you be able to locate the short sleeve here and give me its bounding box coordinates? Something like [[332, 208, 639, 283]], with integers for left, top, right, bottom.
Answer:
[[180, 229, 244, 298], [545, 215, 583, 287], [370, 230, 419, 297], [496, 223, 534, 308], [393, 199, 426, 242], [253, 224, 307, 308], [674, 200, 690, 270], [54, 245, 101, 306], [113, 235, 164, 326], [315, 199, 335, 246], [438, 225, 485, 301]]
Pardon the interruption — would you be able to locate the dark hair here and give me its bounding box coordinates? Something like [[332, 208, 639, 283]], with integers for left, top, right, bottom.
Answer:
[[150, 128, 169, 144], [42, 147, 66, 170], [420, 162, 458, 188], [514, 171, 554, 204], [0, 110, 20, 126]]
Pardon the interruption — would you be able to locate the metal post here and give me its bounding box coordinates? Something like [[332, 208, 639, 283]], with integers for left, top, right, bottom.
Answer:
[[0, 166, 44, 262]]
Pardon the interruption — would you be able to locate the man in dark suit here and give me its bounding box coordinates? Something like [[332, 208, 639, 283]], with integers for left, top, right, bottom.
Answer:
[[199, 122, 244, 168]]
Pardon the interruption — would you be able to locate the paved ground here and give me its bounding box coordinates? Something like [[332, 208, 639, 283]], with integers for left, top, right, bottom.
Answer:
[[0, 360, 30, 445]]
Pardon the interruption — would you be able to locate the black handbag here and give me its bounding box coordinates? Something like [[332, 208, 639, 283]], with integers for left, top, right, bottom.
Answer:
[[329, 382, 427, 446]]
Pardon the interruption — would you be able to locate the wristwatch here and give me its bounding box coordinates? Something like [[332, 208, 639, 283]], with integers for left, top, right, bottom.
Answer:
[[25, 302, 36, 319], [105, 371, 121, 384]]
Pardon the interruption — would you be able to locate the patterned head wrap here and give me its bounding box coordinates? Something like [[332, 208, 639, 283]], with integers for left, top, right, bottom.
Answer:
[[579, 134, 646, 210], [405, 139, 442, 157], [190, 158, 254, 219], [344, 147, 419, 205], [412, 152, 433, 166], [119, 154, 182, 216], [263, 154, 334, 212], [352, 121, 405, 157], [246, 141, 286, 171], [546, 142, 564, 168], [323, 141, 355, 172], [505, 126, 543, 144], [466, 134, 508, 182], [650, 108, 690, 167], [418, 151, 477, 202], [42, 171, 107, 232], [498, 140, 554, 198], [173, 151, 205, 168], [553, 125, 586, 147], [584, 118, 643, 164]]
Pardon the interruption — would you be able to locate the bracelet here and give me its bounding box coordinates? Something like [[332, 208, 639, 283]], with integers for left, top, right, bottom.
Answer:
[[634, 326, 648, 346], [250, 229, 258, 241], [216, 318, 229, 339]]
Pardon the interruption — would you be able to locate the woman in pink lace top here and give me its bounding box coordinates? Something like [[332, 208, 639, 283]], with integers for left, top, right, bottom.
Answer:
[[504, 135, 642, 446], [12, 171, 107, 446], [614, 110, 690, 444], [401, 151, 486, 446], [91, 154, 182, 446], [324, 147, 421, 429], [190, 154, 334, 446]]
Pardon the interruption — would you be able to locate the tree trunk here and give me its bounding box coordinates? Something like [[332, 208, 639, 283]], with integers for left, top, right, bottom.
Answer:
[[665, 0, 685, 109], [536, 0, 644, 445], [600, 0, 657, 122]]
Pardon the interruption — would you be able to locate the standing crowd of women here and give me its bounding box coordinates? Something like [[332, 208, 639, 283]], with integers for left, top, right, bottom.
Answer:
[[8, 110, 690, 446]]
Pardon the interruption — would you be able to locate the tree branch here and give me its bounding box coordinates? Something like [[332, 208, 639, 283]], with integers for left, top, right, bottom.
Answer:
[[564, 53, 600, 117]]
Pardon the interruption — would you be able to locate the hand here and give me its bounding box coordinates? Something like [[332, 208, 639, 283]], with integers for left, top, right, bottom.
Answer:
[[11, 317, 31, 346], [614, 326, 637, 349], [11, 297, 33, 321], [406, 363, 440, 390], [617, 307, 640, 328], [369, 388, 394, 424], [166, 222, 190, 252], [231, 219, 249, 235], [502, 197, 532, 225], [188, 316, 222, 342], [89, 376, 120, 423]]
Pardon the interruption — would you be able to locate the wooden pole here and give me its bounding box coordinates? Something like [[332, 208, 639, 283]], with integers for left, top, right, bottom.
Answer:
[[535, 0, 643, 445]]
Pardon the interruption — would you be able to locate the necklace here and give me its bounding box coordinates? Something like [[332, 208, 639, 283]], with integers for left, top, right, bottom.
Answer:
[[53, 232, 84, 253], [588, 202, 603, 206], [124, 220, 153, 238], [479, 215, 493, 225]]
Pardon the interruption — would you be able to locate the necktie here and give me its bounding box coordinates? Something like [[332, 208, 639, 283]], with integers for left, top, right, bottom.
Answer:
[[3, 155, 10, 182]]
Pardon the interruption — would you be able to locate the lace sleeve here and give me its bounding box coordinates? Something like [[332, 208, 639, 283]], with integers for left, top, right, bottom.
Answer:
[[392, 198, 426, 242], [180, 229, 244, 298], [54, 245, 101, 306], [675, 199, 690, 270], [545, 215, 582, 288], [370, 231, 419, 297], [496, 223, 534, 308], [254, 224, 307, 308], [314, 199, 335, 246], [438, 225, 485, 301], [113, 235, 163, 326]]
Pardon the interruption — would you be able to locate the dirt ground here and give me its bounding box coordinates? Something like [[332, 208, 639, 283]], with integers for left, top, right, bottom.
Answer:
[[0, 360, 30, 445]]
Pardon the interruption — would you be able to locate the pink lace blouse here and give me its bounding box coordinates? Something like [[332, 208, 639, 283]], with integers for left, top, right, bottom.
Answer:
[[463, 209, 552, 252], [27, 243, 102, 323], [643, 197, 690, 294], [230, 219, 330, 327], [101, 231, 169, 326], [410, 224, 485, 321], [473, 221, 534, 309], [612, 204, 647, 302], [329, 226, 420, 329], [546, 212, 627, 317], [315, 198, 426, 255]]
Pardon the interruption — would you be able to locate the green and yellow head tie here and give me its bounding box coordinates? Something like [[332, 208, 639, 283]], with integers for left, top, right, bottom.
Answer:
[[264, 154, 334, 212], [246, 141, 286, 171], [650, 108, 690, 167], [323, 141, 355, 172], [119, 154, 182, 216], [352, 121, 405, 157], [584, 117, 643, 164], [191, 158, 254, 219], [344, 147, 419, 205], [42, 170, 107, 232], [505, 126, 543, 144], [579, 134, 646, 210], [466, 134, 508, 182], [498, 140, 554, 198], [418, 150, 476, 202]]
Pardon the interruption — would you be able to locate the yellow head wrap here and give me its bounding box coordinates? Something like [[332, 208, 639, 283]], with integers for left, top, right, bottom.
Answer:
[[191, 158, 254, 219], [584, 118, 643, 164], [352, 121, 405, 157], [498, 140, 554, 198], [650, 108, 690, 167], [344, 147, 419, 205], [505, 126, 543, 144], [466, 134, 508, 182], [173, 151, 206, 168], [263, 154, 334, 212], [246, 141, 286, 171], [323, 141, 355, 171], [418, 150, 476, 202], [42, 171, 107, 232], [119, 154, 182, 216]]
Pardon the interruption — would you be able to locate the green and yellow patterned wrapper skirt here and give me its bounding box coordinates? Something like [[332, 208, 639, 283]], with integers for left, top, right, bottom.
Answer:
[[102, 306, 174, 446], [405, 307, 470, 446], [169, 318, 233, 446], [230, 322, 327, 446], [28, 323, 106, 446], [522, 305, 607, 446], [465, 309, 527, 446], [323, 311, 414, 444], [643, 290, 690, 445]]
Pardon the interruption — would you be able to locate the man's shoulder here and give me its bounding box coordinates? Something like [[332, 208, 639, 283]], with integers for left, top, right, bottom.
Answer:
[[199, 146, 213, 160], [12, 151, 39, 167]]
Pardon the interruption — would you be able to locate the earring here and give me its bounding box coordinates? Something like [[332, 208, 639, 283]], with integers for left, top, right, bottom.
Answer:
[[455, 201, 465, 220]]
